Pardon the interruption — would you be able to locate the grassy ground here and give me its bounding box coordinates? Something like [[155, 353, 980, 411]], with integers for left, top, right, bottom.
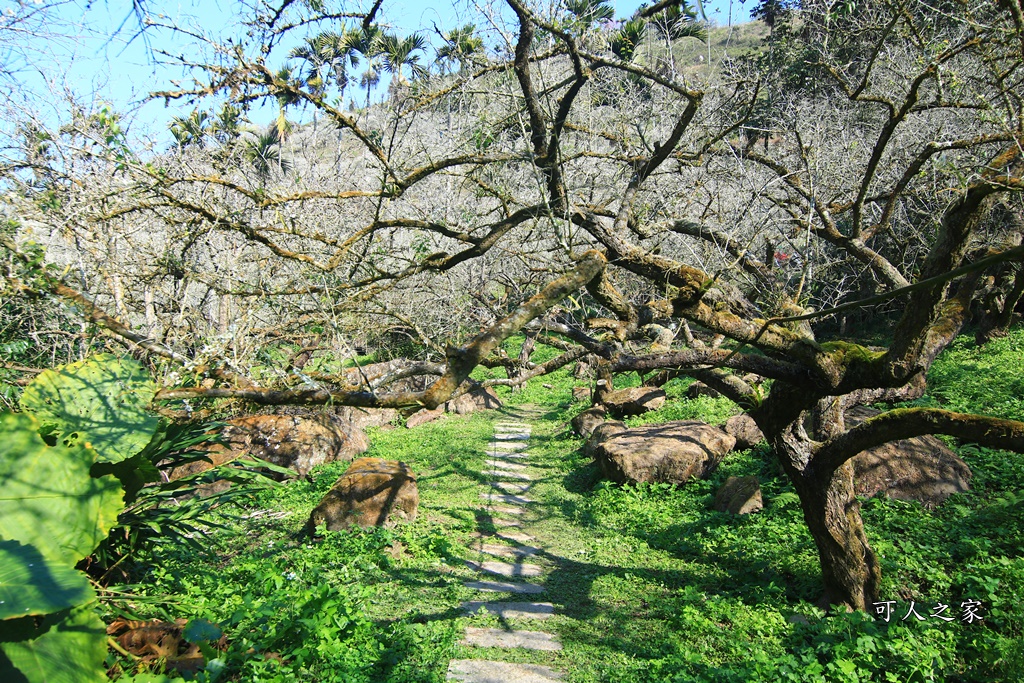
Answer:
[[112, 330, 1024, 682]]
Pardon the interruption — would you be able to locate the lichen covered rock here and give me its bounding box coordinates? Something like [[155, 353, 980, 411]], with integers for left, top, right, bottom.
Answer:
[[602, 387, 666, 417], [847, 407, 972, 507], [169, 413, 368, 479], [591, 420, 735, 485], [309, 457, 418, 530], [713, 476, 763, 515]]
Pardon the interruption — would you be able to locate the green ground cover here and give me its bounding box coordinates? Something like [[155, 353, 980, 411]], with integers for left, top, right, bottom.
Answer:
[[110, 330, 1024, 682]]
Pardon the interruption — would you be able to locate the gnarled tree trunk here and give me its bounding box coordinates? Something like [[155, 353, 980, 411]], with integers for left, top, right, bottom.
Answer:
[[792, 457, 880, 610], [767, 407, 881, 610]]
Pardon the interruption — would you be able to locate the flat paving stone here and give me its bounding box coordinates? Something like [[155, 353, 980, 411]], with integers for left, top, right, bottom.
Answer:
[[466, 560, 543, 578], [493, 422, 530, 428], [491, 482, 532, 494], [485, 505, 526, 515], [447, 659, 562, 682], [462, 627, 562, 651], [493, 434, 530, 441], [485, 450, 529, 459], [479, 493, 534, 505], [476, 519, 521, 531], [487, 442, 528, 451], [486, 443, 528, 452], [461, 601, 554, 620], [485, 469, 532, 481], [477, 543, 541, 557], [464, 579, 544, 594], [484, 458, 528, 469], [472, 530, 535, 543]]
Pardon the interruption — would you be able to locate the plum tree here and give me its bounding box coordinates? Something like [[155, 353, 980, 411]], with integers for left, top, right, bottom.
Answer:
[[4, 0, 1024, 610]]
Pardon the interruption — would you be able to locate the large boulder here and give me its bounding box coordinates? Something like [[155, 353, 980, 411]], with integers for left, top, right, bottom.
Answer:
[[685, 382, 721, 399], [337, 359, 432, 394], [582, 420, 627, 458], [571, 406, 608, 439], [447, 386, 503, 415], [309, 457, 418, 530], [572, 359, 594, 379], [602, 387, 666, 417], [846, 406, 972, 507], [166, 442, 238, 481], [335, 406, 399, 431], [169, 413, 368, 480], [724, 414, 765, 450], [591, 421, 735, 485], [713, 476, 763, 515], [226, 413, 367, 476], [406, 405, 444, 428]]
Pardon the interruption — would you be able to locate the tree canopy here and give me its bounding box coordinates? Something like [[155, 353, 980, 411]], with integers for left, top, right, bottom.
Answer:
[[3, 0, 1024, 611]]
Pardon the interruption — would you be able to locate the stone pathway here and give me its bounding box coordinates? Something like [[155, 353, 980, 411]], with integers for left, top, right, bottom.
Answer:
[[448, 412, 564, 682]]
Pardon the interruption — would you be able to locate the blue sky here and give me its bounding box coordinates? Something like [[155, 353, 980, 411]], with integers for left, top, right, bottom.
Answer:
[[11, 0, 756, 141]]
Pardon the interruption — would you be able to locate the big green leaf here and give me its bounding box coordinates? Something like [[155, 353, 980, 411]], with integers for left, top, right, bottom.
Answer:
[[20, 354, 159, 464], [0, 413, 123, 566], [0, 604, 106, 683], [0, 540, 94, 620]]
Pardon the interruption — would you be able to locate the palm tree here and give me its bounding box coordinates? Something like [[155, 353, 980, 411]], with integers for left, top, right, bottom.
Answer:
[[243, 127, 290, 182], [359, 62, 381, 108], [379, 32, 427, 89], [289, 29, 361, 97], [211, 104, 242, 144], [168, 110, 210, 149], [611, 17, 647, 62], [436, 24, 484, 74], [565, 0, 614, 27], [651, 1, 707, 41], [348, 24, 387, 109]]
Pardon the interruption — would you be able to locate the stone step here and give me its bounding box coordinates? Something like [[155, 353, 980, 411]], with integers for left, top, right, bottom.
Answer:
[[464, 579, 544, 594], [476, 520, 521, 532], [466, 560, 543, 578], [485, 505, 526, 515], [487, 518, 522, 528], [471, 530, 535, 543], [493, 434, 530, 441], [487, 442, 528, 450], [493, 422, 530, 428], [484, 450, 529, 459], [479, 493, 534, 506], [447, 659, 563, 682], [487, 441, 528, 451], [485, 469, 532, 481], [491, 482, 531, 494], [462, 601, 554, 620], [462, 627, 562, 651], [477, 543, 541, 557], [484, 459, 528, 471]]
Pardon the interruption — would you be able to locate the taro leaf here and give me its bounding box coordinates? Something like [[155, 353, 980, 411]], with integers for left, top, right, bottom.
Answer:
[[20, 354, 159, 464], [0, 603, 106, 683], [91, 451, 162, 505], [0, 540, 94, 621], [182, 618, 222, 643], [0, 413, 123, 566]]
